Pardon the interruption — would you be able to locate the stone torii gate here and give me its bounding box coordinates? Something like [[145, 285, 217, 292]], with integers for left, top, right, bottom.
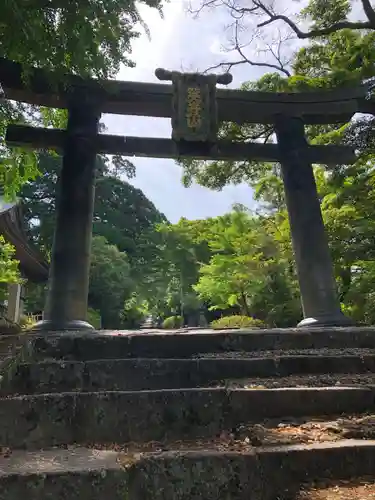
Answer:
[[0, 57, 370, 331]]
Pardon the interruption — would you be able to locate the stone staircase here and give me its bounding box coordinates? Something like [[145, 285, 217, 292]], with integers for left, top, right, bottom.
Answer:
[[2, 327, 375, 498]]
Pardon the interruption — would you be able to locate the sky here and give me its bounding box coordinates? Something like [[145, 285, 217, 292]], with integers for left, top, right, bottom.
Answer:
[[103, 0, 270, 222]]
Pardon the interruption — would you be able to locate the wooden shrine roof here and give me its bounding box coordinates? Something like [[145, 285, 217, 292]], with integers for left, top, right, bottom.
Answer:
[[0, 201, 49, 283]]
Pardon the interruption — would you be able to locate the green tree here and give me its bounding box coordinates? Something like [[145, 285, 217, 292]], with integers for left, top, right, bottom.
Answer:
[[88, 236, 133, 328], [24, 236, 134, 328], [20, 153, 166, 257], [1, 0, 163, 196], [194, 211, 300, 327], [0, 236, 21, 306], [93, 175, 167, 268], [0, 102, 40, 200], [153, 218, 213, 323], [0, 236, 20, 284], [122, 293, 149, 328], [184, 0, 375, 326], [20, 152, 169, 326], [1, 0, 163, 78]]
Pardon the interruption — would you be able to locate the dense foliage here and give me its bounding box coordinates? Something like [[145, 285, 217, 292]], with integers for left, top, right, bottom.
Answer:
[[177, 0, 375, 326], [0, 234, 21, 323], [0, 0, 163, 198], [0, 236, 21, 297], [19, 153, 168, 328]]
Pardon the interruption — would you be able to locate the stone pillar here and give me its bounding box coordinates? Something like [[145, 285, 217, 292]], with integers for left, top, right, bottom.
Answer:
[[6, 283, 21, 323], [33, 89, 101, 332], [274, 116, 352, 327]]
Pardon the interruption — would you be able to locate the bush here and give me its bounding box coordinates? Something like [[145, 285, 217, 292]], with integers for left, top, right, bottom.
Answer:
[[87, 308, 102, 329], [121, 296, 149, 329], [121, 307, 147, 329], [210, 315, 265, 330], [162, 315, 184, 329], [18, 315, 36, 331]]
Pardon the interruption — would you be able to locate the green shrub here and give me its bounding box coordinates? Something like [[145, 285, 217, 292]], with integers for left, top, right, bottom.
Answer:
[[162, 315, 184, 329], [210, 315, 265, 330], [87, 308, 102, 329], [18, 315, 36, 331], [121, 295, 149, 329]]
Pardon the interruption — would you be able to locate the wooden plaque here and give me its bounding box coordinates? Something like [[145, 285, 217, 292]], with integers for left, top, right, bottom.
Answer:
[[170, 72, 218, 143]]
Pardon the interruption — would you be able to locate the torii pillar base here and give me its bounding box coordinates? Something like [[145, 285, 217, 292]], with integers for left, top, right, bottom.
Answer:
[[32, 319, 95, 332], [297, 314, 354, 328]]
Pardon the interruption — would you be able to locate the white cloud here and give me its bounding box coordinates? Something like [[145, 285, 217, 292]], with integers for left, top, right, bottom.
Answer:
[[103, 0, 262, 222]]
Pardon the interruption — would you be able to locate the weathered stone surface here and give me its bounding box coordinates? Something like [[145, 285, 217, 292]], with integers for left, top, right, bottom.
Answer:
[[10, 354, 375, 394], [227, 387, 375, 420], [1, 471, 127, 500], [0, 334, 33, 396], [11, 360, 85, 394], [1, 387, 375, 448], [130, 440, 375, 499], [128, 450, 263, 500], [0, 447, 122, 474], [259, 440, 375, 486], [3, 329, 375, 498], [0, 448, 126, 500], [226, 372, 375, 389], [2, 442, 375, 500], [29, 327, 375, 361]]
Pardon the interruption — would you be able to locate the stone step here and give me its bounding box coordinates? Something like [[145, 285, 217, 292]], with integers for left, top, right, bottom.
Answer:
[[0, 447, 125, 500], [0, 335, 29, 358], [1, 387, 375, 448], [225, 373, 375, 389], [9, 355, 375, 394], [2, 441, 375, 499], [194, 347, 375, 358], [0, 335, 32, 394], [29, 327, 375, 361]]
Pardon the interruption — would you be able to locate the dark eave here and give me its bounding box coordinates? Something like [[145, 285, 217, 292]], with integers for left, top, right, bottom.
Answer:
[[0, 204, 49, 283]]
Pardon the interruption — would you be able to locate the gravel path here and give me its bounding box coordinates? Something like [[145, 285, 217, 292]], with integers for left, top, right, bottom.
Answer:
[[298, 480, 375, 499]]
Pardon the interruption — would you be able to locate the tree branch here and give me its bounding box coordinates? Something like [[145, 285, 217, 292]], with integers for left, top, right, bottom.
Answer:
[[259, 17, 372, 38], [188, 0, 222, 19], [254, 0, 374, 38], [205, 57, 290, 76], [255, 30, 293, 77], [206, 20, 291, 76], [361, 0, 375, 24]]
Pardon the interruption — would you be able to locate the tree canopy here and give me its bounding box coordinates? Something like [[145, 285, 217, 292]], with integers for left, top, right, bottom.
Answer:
[[0, 236, 20, 287], [1, 0, 163, 77], [19, 152, 168, 327], [0, 0, 163, 198]]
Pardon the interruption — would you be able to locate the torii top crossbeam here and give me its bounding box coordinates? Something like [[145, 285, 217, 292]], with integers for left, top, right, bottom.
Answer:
[[0, 57, 372, 125]]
